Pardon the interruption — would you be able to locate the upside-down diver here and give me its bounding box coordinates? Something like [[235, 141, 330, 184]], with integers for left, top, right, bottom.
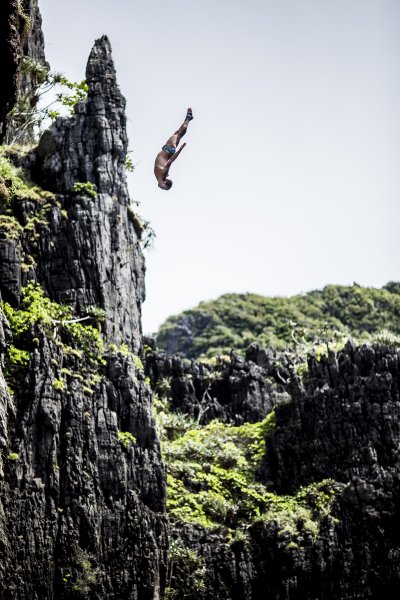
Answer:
[[154, 108, 193, 190]]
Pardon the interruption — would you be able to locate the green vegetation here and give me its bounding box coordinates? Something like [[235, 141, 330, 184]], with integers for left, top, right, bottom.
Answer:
[[155, 397, 327, 535], [156, 283, 400, 359], [165, 541, 206, 600], [2, 283, 105, 390], [17, 0, 31, 44], [156, 397, 341, 540], [372, 329, 400, 348], [3, 282, 69, 336], [0, 150, 57, 248], [131, 354, 144, 371], [85, 306, 106, 327], [66, 322, 104, 364], [163, 412, 272, 527], [62, 549, 99, 595], [7, 346, 30, 370], [125, 154, 135, 172], [71, 182, 97, 199], [5, 59, 88, 144], [117, 431, 137, 448], [8, 453, 19, 461], [52, 379, 65, 391], [0, 152, 54, 206], [257, 480, 339, 542], [107, 343, 145, 372]]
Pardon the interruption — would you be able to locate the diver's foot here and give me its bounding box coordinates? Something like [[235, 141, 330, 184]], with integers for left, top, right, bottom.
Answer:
[[185, 108, 193, 121]]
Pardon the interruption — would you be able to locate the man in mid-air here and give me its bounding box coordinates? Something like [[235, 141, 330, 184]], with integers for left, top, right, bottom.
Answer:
[[154, 108, 193, 190]]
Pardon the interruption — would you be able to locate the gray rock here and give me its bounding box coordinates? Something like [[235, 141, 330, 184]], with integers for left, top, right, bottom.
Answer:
[[0, 32, 166, 599]]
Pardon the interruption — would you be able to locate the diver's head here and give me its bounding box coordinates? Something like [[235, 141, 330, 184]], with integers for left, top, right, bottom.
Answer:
[[159, 179, 173, 190]]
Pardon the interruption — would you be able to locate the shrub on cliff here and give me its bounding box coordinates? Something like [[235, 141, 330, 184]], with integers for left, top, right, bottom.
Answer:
[[2, 283, 105, 390]]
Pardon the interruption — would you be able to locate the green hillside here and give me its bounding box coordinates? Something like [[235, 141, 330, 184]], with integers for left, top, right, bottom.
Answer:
[[156, 282, 400, 359]]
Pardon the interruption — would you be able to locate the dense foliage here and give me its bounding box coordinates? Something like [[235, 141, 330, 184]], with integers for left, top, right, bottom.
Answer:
[[157, 283, 400, 359], [155, 396, 340, 538], [2, 283, 105, 388], [5, 56, 88, 145]]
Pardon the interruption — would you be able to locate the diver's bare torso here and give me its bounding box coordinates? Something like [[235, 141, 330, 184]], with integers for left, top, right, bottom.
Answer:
[[154, 149, 172, 183], [154, 108, 193, 190]]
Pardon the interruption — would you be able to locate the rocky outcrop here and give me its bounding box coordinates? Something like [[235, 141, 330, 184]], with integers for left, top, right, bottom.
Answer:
[[0, 0, 22, 140], [1, 0, 48, 143], [0, 34, 167, 599], [33, 36, 143, 350], [36, 36, 127, 199], [1, 332, 167, 599], [167, 343, 400, 599], [1, 36, 145, 351], [145, 345, 289, 425], [266, 341, 400, 494]]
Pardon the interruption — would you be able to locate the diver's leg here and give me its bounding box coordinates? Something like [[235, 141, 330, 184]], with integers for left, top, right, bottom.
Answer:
[[165, 108, 193, 147]]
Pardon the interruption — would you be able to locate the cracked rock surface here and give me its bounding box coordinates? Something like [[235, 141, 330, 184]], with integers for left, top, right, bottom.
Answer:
[[0, 31, 167, 600]]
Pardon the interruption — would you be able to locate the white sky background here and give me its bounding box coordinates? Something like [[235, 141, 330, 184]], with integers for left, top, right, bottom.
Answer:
[[39, 0, 400, 333]]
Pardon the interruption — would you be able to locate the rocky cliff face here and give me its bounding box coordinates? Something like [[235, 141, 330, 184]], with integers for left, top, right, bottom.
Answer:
[[145, 345, 288, 425], [33, 35, 145, 350], [162, 343, 400, 600], [0, 0, 23, 139], [0, 0, 48, 144], [1, 35, 145, 351], [0, 23, 167, 600]]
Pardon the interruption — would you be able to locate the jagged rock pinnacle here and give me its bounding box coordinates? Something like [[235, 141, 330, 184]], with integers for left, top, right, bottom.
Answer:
[[86, 35, 116, 84], [31, 36, 144, 350], [36, 35, 128, 197]]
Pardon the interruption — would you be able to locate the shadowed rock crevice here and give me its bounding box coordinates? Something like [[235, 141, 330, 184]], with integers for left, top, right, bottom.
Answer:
[[0, 0, 23, 140]]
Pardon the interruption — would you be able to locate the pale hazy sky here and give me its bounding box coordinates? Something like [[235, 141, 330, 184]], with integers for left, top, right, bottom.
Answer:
[[39, 0, 400, 333]]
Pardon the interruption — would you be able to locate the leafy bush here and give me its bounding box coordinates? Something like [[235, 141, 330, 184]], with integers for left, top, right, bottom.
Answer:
[[5, 64, 88, 144], [118, 431, 137, 448], [159, 400, 341, 540], [71, 182, 97, 198], [17, 0, 31, 43], [62, 549, 99, 595], [7, 346, 30, 368], [0, 153, 49, 205], [3, 283, 69, 337], [52, 378, 65, 391], [67, 322, 104, 364], [2, 284, 105, 388], [162, 413, 276, 528], [258, 479, 341, 542], [165, 540, 206, 600]]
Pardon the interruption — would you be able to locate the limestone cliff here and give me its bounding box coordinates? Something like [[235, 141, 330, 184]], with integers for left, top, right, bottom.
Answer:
[[0, 0, 47, 143], [152, 342, 400, 599], [0, 0, 23, 139], [0, 21, 167, 600]]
